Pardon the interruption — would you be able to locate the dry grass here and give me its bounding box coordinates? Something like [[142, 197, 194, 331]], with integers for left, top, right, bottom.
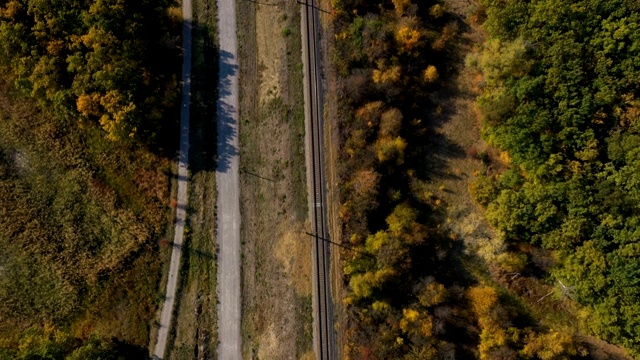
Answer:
[[578, 335, 634, 360], [276, 224, 313, 296], [237, 0, 312, 358], [413, 0, 504, 269]]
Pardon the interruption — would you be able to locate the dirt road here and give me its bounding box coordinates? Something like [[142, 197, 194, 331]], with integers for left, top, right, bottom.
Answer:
[[152, 0, 192, 358], [215, 0, 241, 357]]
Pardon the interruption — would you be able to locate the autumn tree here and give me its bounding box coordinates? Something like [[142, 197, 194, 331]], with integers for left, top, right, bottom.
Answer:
[[347, 168, 380, 215], [356, 101, 384, 129], [467, 286, 511, 359], [417, 279, 448, 308], [375, 136, 407, 164], [423, 65, 438, 83], [67, 336, 127, 360], [333, 0, 489, 357], [0, 0, 179, 143], [379, 108, 403, 137], [395, 17, 423, 55], [373, 63, 402, 85], [392, 0, 412, 16], [521, 330, 582, 360], [399, 308, 433, 338]]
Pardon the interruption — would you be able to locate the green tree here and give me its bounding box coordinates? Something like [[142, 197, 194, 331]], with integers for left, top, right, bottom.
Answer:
[[66, 337, 121, 360], [475, 0, 640, 354]]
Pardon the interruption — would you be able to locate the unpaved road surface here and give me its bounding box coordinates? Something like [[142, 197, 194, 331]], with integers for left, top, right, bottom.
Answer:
[[215, 0, 241, 357], [152, 0, 192, 358]]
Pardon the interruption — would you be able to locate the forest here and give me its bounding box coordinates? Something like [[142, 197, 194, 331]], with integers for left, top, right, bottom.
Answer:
[[470, 0, 640, 355], [0, 0, 180, 145], [0, 0, 180, 357], [333, 0, 638, 358]]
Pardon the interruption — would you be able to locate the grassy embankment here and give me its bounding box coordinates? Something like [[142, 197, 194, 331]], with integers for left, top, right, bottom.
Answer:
[[237, 0, 313, 358], [164, 0, 219, 358]]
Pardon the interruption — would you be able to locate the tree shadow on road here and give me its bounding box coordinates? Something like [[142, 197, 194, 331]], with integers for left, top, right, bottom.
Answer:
[[188, 19, 238, 175], [161, 16, 220, 360], [215, 49, 239, 174], [189, 21, 219, 175]]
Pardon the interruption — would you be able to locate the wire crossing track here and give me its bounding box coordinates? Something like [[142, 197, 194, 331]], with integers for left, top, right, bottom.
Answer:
[[301, 0, 336, 359]]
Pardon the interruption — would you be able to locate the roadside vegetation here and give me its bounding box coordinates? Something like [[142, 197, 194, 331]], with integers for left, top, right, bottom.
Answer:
[[0, 0, 181, 356], [164, 0, 219, 358], [469, 0, 640, 356], [331, 0, 636, 358]]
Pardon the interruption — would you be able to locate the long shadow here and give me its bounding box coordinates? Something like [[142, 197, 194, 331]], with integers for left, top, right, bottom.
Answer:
[[187, 22, 239, 175], [171, 242, 215, 260], [409, 12, 475, 182], [161, 18, 219, 360], [131, 0, 184, 158], [215, 49, 239, 174], [112, 339, 153, 359], [189, 21, 219, 175], [240, 166, 276, 182], [409, 131, 467, 182]]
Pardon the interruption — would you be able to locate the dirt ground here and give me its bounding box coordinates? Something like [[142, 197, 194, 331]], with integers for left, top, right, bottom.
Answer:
[[237, 0, 313, 359], [415, 0, 494, 256]]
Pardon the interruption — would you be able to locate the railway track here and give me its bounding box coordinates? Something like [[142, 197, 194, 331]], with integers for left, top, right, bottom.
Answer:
[[301, 0, 336, 359]]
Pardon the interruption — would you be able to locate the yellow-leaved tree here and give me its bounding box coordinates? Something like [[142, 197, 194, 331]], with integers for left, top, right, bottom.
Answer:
[[423, 65, 439, 83], [399, 308, 433, 338], [347, 267, 396, 303], [77, 91, 136, 140], [467, 285, 509, 359], [395, 17, 423, 55], [392, 0, 412, 16], [374, 136, 407, 164], [521, 330, 582, 360], [372, 65, 402, 84], [418, 280, 448, 308]]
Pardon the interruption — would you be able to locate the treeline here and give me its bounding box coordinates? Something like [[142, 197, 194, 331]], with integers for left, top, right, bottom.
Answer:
[[0, 326, 147, 360], [333, 0, 589, 358], [0, 0, 180, 144], [469, 0, 640, 355], [333, 0, 456, 356]]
